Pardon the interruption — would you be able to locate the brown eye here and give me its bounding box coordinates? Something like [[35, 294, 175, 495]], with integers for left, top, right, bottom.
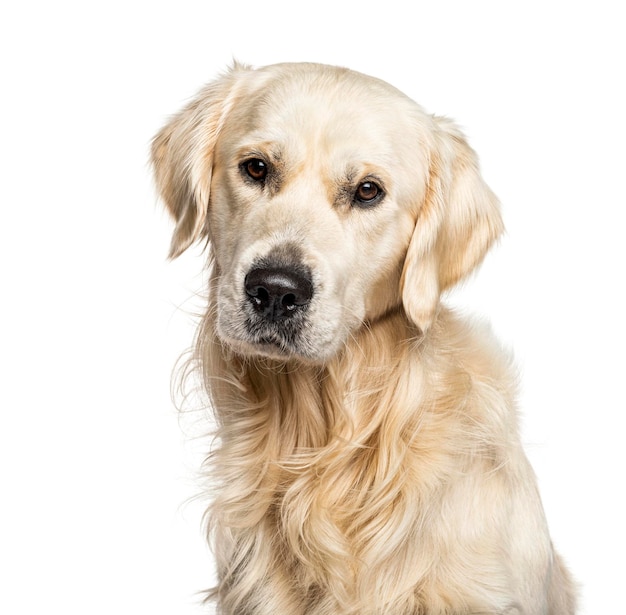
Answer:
[[243, 158, 268, 182], [355, 180, 383, 205]]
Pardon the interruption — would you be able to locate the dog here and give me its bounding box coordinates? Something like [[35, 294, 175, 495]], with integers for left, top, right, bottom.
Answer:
[[152, 62, 576, 614]]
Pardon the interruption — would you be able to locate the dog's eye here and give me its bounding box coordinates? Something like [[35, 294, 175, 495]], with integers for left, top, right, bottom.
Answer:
[[354, 181, 383, 206], [243, 158, 268, 182]]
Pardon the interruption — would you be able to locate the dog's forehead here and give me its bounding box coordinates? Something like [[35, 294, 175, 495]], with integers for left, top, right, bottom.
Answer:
[[220, 65, 427, 167], [269, 70, 413, 133]]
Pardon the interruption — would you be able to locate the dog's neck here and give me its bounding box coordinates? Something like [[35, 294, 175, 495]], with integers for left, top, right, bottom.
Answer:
[[223, 309, 419, 438]]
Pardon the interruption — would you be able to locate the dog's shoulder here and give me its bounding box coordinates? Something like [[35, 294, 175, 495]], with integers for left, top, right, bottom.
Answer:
[[426, 306, 516, 386], [418, 307, 520, 440]]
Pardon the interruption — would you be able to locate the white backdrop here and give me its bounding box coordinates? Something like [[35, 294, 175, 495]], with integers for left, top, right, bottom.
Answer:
[[1, 1, 624, 613]]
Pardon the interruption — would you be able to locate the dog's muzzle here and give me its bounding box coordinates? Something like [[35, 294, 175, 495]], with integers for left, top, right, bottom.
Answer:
[[231, 247, 325, 359]]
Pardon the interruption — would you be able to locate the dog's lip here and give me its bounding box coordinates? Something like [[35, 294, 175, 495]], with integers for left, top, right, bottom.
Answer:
[[243, 319, 300, 355]]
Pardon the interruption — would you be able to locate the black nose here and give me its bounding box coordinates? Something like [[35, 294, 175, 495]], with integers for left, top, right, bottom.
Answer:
[[244, 266, 314, 321]]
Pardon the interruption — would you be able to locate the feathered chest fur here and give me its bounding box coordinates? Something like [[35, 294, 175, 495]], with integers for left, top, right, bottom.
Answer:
[[200, 310, 513, 614]]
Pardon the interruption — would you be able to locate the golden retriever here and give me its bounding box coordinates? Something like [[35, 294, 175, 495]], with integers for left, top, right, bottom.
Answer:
[[152, 62, 576, 614]]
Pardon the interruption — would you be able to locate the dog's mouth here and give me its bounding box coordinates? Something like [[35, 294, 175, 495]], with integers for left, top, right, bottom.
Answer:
[[242, 307, 313, 360], [216, 249, 350, 363], [220, 324, 320, 363], [216, 290, 316, 361]]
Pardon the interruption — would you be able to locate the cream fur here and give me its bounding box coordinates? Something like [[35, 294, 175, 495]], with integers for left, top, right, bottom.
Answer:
[[152, 62, 576, 614]]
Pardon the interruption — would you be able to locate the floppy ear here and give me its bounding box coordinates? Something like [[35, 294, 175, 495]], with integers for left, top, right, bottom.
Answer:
[[401, 116, 504, 333], [151, 64, 249, 258]]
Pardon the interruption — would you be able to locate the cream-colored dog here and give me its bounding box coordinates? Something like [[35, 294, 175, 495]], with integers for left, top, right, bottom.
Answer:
[[152, 62, 576, 614]]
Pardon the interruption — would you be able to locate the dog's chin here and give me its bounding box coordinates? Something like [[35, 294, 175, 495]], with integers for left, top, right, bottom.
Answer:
[[219, 332, 341, 365]]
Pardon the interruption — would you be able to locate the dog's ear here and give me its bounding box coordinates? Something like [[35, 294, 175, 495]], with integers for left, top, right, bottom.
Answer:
[[401, 117, 503, 333], [151, 64, 249, 258]]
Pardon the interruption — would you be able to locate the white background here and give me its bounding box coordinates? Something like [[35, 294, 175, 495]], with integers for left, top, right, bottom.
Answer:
[[1, 1, 624, 613]]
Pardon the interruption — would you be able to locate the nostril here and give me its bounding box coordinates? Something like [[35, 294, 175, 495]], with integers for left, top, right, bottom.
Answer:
[[282, 293, 297, 311], [248, 285, 270, 307]]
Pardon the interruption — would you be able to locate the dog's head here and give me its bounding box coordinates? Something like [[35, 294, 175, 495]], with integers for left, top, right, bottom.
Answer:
[[152, 62, 502, 363]]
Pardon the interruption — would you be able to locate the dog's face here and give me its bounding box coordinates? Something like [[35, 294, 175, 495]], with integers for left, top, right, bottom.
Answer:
[[153, 63, 503, 363]]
